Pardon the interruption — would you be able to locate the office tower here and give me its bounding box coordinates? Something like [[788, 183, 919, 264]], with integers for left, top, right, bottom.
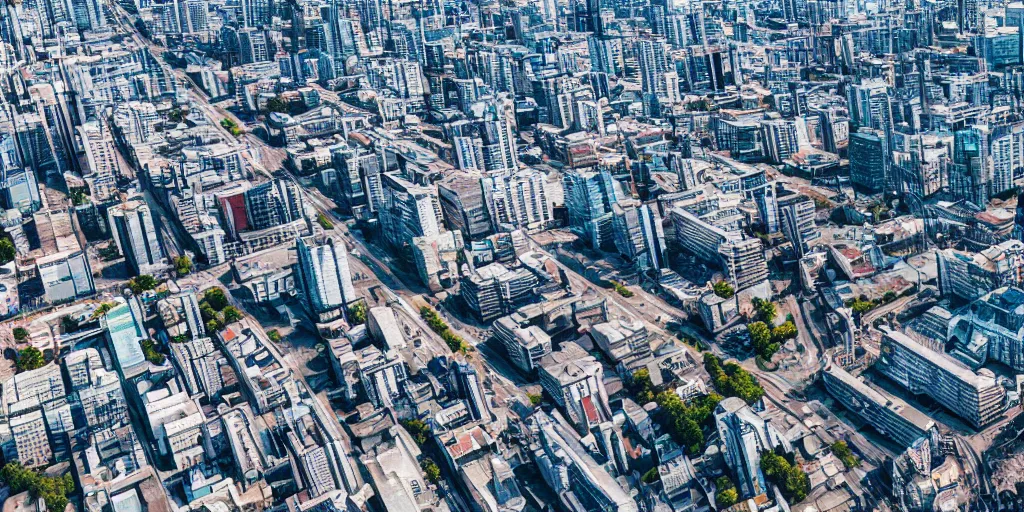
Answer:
[[719, 238, 769, 292], [239, 28, 271, 63], [590, 318, 651, 370], [449, 361, 490, 422], [778, 194, 818, 256], [948, 287, 1024, 372], [949, 126, 990, 206], [760, 119, 800, 164], [296, 236, 356, 322], [849, 128, 889, 193], [989, 125, 1023, 199], [177, 0, 208, 33], [635, 39, 668, 97], [527, 411, 638, 512], [240, 0, 272, 27], [493, 315, 552, 373], [612, 202, 667, 272], [113, 102, 161, 145], [563, 168, 620, 249], [937, 240, 1024, 302], [714, 397, 791, 499], [108, 200, 165, 276], [848, 79, 893, 137], [438, 174, 493, 241], [539, 342, 611, 434], [378, 173, 444, 250], [822, 364, 936, 449], [875, 330, 1005, 429], [244, 179, 304, 231], [71, 0, 106, 30], [460, 263, 539, 322]]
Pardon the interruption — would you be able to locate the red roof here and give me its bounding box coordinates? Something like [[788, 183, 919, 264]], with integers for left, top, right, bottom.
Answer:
[[581, 395, 600, 424]]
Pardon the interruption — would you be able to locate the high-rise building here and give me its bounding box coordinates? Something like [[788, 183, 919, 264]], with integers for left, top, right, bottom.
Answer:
[[238, 28, 272, 63], [714, 397, 792, 499], [438, 174, 492, 241], [849, 128, 889, 193], [590, 318, 651, 370], [481, 169, 554, 233], [875, 330, 1005, 429], [612, 202, 667, 272], [78, 121, 120, 202], [778, 194, 818, 256], [949, 125, 990, 206], [296, 236, 356, 322], [460, 263, 539, 322], [563, 168, 620, 249], [379, 172, 444, 250], [449, 361, 491, 422], [108, 200, 165, 276]]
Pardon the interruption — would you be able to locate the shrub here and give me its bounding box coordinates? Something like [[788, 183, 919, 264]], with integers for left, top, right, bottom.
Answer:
[[16, 347, 44, 372], [420, 458, 441, 484], [348, 302, 367, 325], [129, 274, 159, 294], [712, 280, 734, 299], [12, 327, 28, 342], [267, 329, 282, 342], [831, 441, 861, 469], [641, 467, 661, 484], [401, 419, 430, 445], [174, 255, 192, 276], [528, 393, 542, 406], [316, 213, 334, 230], [140, 339, 165, 365]]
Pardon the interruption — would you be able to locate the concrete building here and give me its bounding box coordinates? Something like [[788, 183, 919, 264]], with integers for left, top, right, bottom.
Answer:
[[538, 342, 611, 434], [590, 318, 652, 370], [356, 346, 407, 408], [875, 330, 1006, 429], [526, 411, 638, 512], [937, 240, 1024, 302], [493, 315, 553, 374], [37, 250, 95, 303], [411, 231, 464, 293], [714, 397, 792, 499], [108, 199, 165, 276], [822, 364, 936, 448], [460, 263, 539, 322], [949, 287, 1024, 372]]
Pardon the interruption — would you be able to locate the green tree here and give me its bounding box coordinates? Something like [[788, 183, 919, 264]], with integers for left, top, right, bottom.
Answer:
[[267, 329, 282, 342], [203, 287, 229, 311], [421, 458, 441, 484], [704, 354, 765, 404], [60, 315, 80, 334], [16, 347, 44, 372], [174, 255, 193, 276], [641, 467, 661, 484], [129, 274, 159, 294], [206, 318, 223, 333], [772, 321, 798, 343], [748, 321, 772, 356], [753, 298, 777, 325], [760, 450, 810, 503], [400, 419, 430, 445], [528, 393, 542, 406], [715, 476, 739, 507], [712, 280, 734, 299], [0, 238, 15, 264], [140, 339, 165, 365], [831, 441, 860, 468], [677, 417, 704, 455], [12, 327, 28, 342], [222, 306, 243, 324], [348, 302, 367, 325], [90, 302, 116, 320], [265, 96, 290, 113]]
